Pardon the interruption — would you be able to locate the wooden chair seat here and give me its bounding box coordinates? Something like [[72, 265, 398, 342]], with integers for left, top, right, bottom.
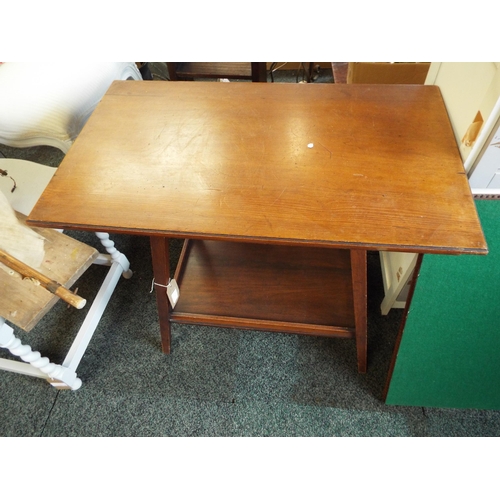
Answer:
[[0, 212, 98, 331]]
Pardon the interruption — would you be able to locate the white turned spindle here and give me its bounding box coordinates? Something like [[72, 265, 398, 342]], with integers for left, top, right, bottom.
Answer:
[[95, 232, 119, 260], [0, 325, 82, 390], [94, 232, 133, 279]]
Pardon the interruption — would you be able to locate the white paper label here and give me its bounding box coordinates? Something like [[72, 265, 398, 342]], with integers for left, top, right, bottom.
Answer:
[[166, 279, 180, 308]]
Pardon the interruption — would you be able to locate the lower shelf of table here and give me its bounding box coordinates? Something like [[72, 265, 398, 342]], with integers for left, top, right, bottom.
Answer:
[[171, 239, 356, 338]]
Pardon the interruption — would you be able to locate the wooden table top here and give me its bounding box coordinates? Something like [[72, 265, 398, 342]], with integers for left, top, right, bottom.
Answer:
[[28, 81, 487, 255]]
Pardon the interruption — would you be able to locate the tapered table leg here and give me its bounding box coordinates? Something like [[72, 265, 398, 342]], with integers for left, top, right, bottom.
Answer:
[[351, 249, 367, 373], [150, 236, 171, 354]]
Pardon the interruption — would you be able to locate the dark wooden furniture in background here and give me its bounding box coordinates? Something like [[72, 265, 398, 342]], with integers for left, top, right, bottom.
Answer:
[[166, 62, 267, 82], [28, 81, 487, 375]]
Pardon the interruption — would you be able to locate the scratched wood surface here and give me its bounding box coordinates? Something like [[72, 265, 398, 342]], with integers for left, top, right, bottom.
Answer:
[[28, 81, 486, 255]]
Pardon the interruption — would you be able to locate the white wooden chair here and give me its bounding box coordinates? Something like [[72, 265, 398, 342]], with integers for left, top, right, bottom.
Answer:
[[0, 158, 132, 389], [0, 62, 142, 153], [0, 63, 140, 388]]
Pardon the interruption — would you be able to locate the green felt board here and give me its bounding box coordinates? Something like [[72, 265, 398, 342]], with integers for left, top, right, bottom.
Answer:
[[385, 200, 500, 410]]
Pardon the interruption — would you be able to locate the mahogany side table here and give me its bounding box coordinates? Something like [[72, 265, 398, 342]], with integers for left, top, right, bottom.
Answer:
[[28, 81, 487, 373]]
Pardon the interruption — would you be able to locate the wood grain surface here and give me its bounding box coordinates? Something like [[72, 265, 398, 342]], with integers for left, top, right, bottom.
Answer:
[[28, 81, 486, 255], [172, 239, 355, 331]]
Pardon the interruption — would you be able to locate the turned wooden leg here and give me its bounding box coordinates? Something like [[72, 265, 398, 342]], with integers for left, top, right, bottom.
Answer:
[[94, 232, 133, 278], [150, 236, 171, 354], [0, 318, 82, 390], [351, 249, 367, 373]]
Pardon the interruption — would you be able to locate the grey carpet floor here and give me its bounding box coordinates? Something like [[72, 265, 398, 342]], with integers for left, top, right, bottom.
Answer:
[[1, 65, 500, 436]]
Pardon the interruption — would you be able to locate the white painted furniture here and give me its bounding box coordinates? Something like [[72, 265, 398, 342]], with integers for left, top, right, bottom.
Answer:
[[0, 62, 142, 153], [0, 158, 132, 389], [379, 251, 418, 316], [468, 96, 500, 189]]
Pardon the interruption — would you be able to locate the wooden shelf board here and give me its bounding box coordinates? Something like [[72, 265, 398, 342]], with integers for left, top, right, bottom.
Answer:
[[172, 240, 355, 335]]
